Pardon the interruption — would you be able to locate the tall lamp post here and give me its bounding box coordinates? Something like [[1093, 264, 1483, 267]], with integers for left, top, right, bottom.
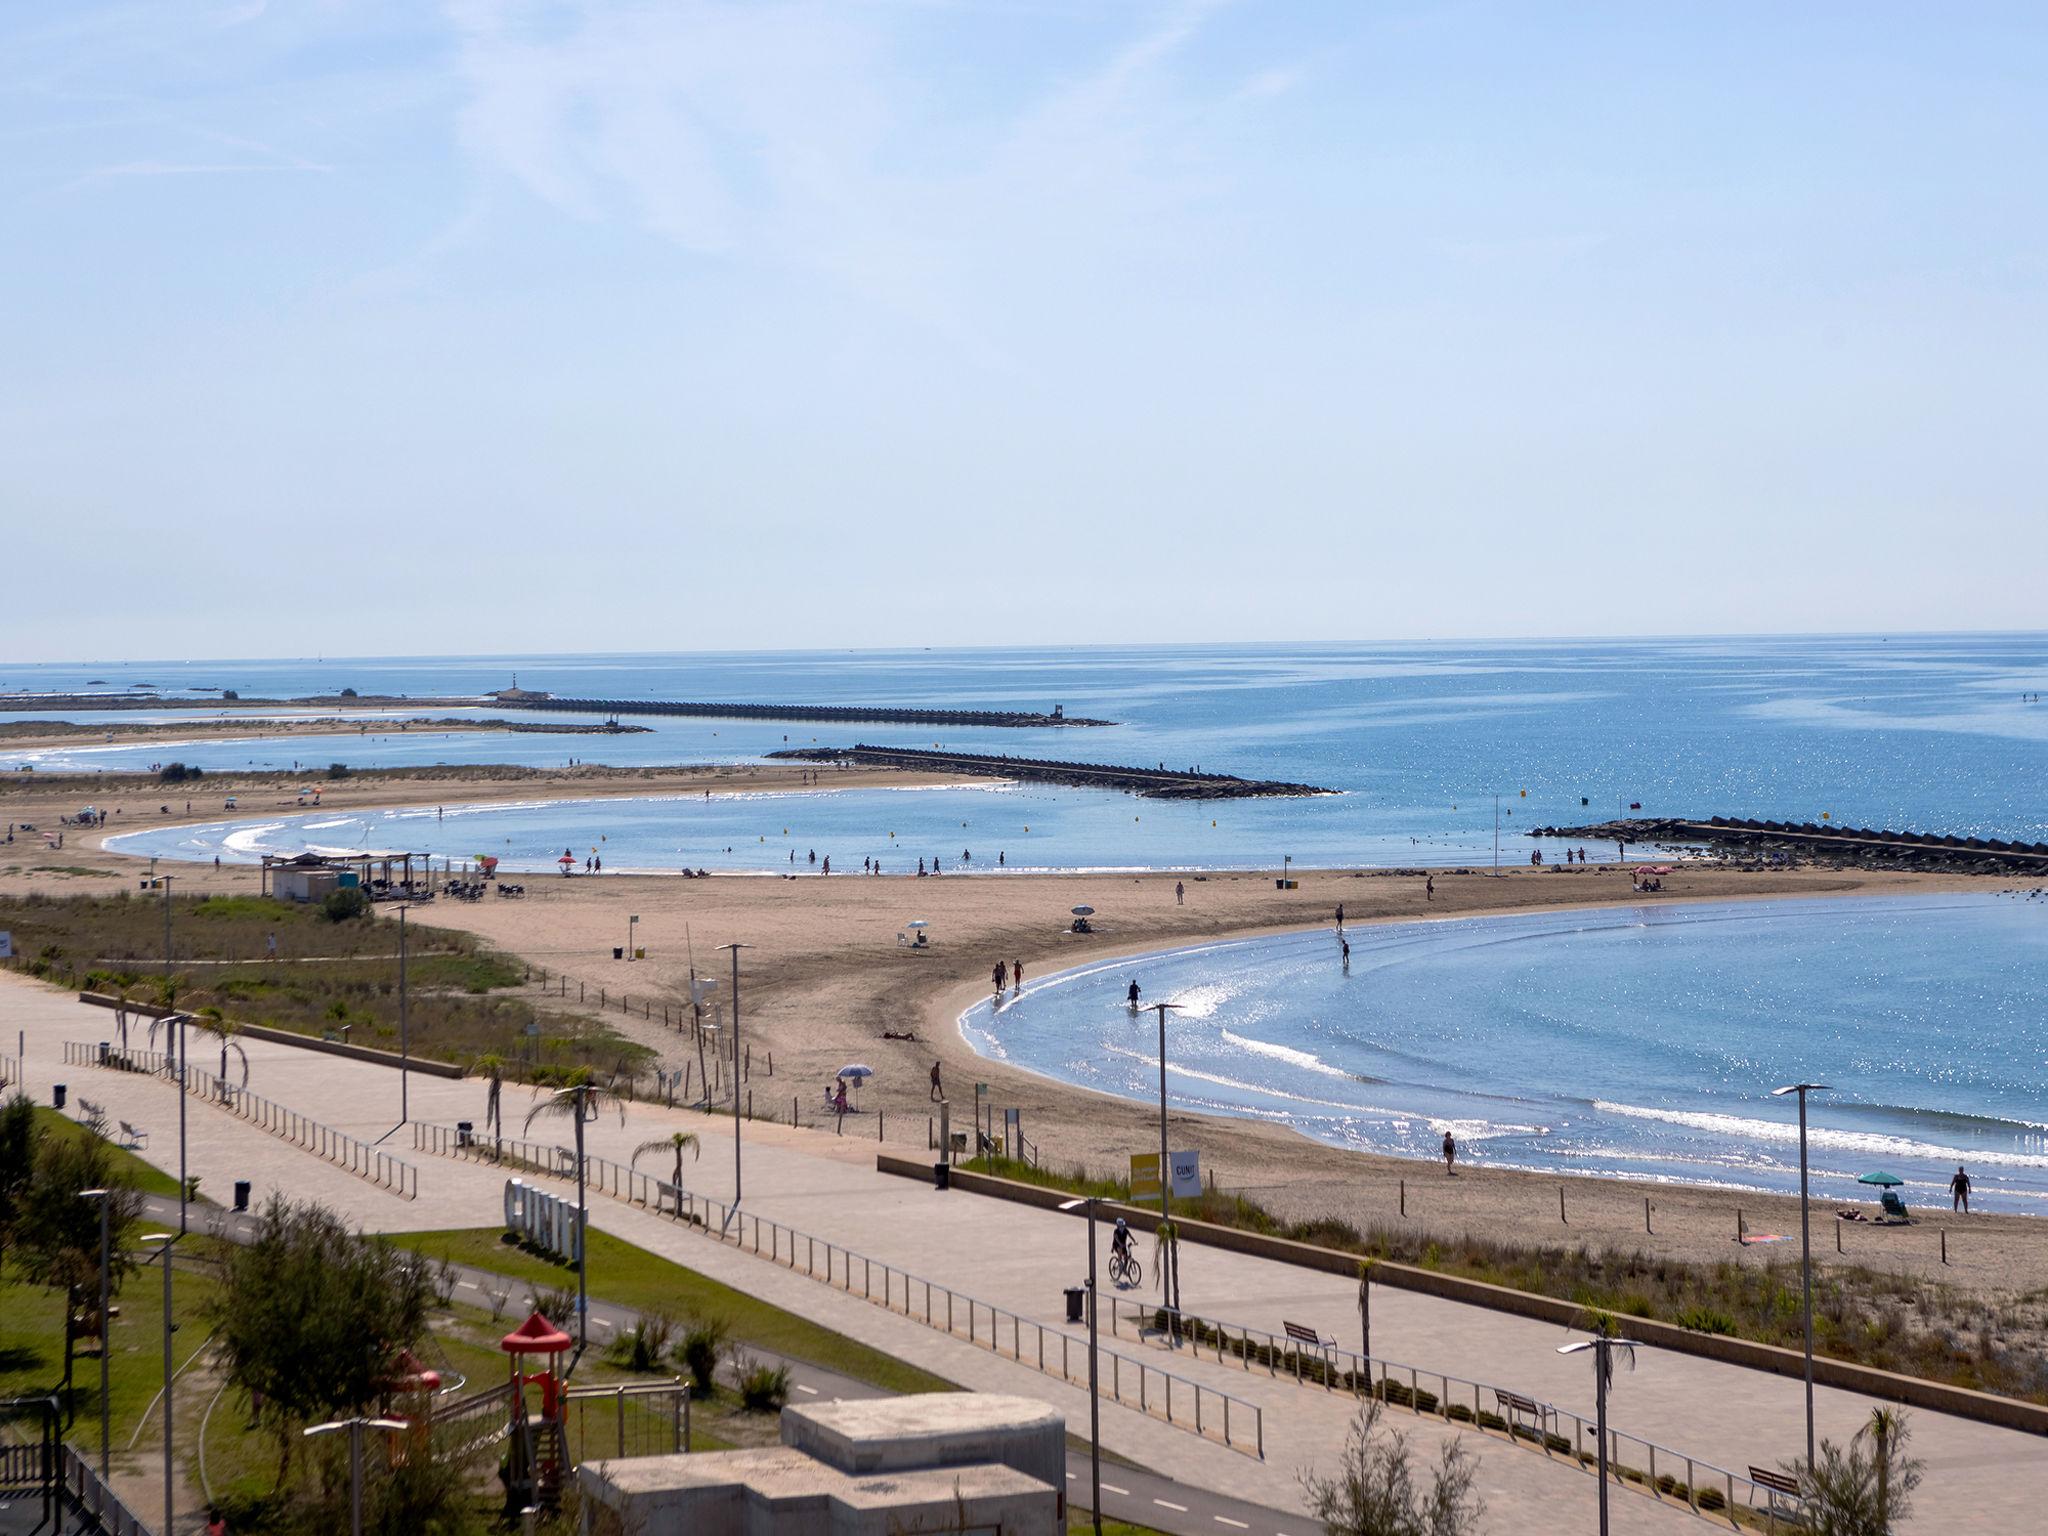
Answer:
[[395, 903, 412, 1126], [1772, 1081, 1831, 1472], [140, 1232, 177, 1534], [304, 1416, 408, 1536], [78, 1189, 112, 1481], [716, 942, 753, 1215], [155, 1011, 193, 1235], [1146, 1001, 1182, 1316], [1558, 1335, 1637, 1536], [1058, 1196, 1104, 1536]]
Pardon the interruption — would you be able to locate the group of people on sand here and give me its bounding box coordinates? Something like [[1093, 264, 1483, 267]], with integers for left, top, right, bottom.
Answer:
[[990, 958, 1025, 997]]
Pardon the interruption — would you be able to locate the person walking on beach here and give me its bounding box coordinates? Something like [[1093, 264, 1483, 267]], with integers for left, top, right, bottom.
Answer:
[[1127, 979, 1142, 1010], [1951, 1165, 1972, 1212], [1425, 874, 1434, 902], [1012, 959, 1023, 991], [1335, 903, 1344, 929], [930, 1060, 943, 1101], [1175, 881, 1185, 906], [992, 961, 1007, 997], [834, 1079, 849, 1124], [1442, 1130, 1457, 1175]]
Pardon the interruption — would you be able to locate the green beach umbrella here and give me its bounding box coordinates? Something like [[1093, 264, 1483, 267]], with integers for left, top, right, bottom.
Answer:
[[1856, 1171, 1905, 1188]]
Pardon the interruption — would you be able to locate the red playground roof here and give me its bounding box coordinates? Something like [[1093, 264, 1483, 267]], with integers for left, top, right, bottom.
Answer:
[[500, 1311, 572, 1355]]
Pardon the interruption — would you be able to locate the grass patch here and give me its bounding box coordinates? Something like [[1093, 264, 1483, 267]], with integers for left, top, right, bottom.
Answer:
[[400, 1227, 955, 1398], [30, 865, 118, 878], [33, 1106, 185, 1199], [0, 891, 649, 1081]]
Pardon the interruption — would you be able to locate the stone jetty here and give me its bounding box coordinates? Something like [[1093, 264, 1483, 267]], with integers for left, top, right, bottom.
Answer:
[[1531, 815, 2048, 875], [770, 744, 1333, 799]]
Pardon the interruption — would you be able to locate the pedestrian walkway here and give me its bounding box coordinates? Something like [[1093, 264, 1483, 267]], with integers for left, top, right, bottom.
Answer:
[[9, 973, 2037, 1531]]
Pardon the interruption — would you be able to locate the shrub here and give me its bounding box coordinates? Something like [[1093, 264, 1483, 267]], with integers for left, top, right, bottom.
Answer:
[[529, 1282, 578, 1328], [735, 1355, 791, 1413], [158, 762, 200, 784], [1676, 1306, 1737, 1336], [609, 1312, 676, 1373], [326, 762, 351, 779], [676, 1316, 730, 1395], [319, 887, 370, 923], [339, 688, 358, 698], [221, 689, 239, 700]]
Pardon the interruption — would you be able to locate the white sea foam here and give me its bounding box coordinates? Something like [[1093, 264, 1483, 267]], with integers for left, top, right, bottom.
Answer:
[[1218, 1029, 1351, 1079], [1594, 1100, 2048, 1170]]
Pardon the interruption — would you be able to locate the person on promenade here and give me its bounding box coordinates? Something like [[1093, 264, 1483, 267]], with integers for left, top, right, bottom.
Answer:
[[930, 1060, 943, 1101], [1951, 1165, 1972, 1212], [1442, 1130, 1457, 1175], [1127, 979, 1141, 1010]]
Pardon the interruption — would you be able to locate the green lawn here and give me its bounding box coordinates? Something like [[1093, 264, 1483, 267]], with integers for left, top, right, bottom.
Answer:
[[0, 1238, 220, 1447], [33, 1106, 185, 1199], [399, 1227, 956, 1397]]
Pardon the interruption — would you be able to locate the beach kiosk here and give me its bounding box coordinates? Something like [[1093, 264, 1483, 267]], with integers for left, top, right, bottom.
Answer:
[[501, 1311, 572, 1511]]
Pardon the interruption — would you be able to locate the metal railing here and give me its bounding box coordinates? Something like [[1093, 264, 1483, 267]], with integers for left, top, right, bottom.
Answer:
[[563, 1380, 692, 1463], [60, 1443, 157, 1535], [65, 1041, 418, 1200], [1104, 1294, 1795, 1530], [408, 1121, 1261, 1457]]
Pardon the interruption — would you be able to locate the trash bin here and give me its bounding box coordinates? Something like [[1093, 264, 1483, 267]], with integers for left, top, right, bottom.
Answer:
[[233, 1180, 252, 1212], [53, 1084, 67, 1110], [613, 947, 624, 960], [98, 1041, 111, 1065], [1064, 1286, 1086, 1324], [457, 1121, 475, 1148], [933, 1161, 951, 1191]]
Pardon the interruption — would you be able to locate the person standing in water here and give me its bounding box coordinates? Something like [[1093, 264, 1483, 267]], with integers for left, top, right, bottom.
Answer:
[[1011, 959, 1023, 992], [1127, 979, 1142, 1009]]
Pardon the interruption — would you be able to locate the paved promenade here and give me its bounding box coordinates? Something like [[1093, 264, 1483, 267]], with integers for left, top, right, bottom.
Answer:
[[7, 972, 2039, 1532]]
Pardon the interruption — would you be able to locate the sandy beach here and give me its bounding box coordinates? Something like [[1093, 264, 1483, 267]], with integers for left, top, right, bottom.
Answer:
[[4, 767, 2037, 1310]]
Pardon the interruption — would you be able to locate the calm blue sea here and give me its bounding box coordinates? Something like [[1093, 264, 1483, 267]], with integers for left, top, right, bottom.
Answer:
[[962, 895, 2048, 1211], [21, 634, 2044, 872]]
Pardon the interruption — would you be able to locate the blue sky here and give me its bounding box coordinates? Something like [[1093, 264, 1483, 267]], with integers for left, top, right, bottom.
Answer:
[[3, 2, 2043, 661]]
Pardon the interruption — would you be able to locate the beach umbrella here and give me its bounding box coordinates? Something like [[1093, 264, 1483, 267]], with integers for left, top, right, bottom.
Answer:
[[1071, 905, 1095, 916], [907, 918, 929, 929], [1856, 1171, 1905, 1188], [837, 1064, 874, 1081]]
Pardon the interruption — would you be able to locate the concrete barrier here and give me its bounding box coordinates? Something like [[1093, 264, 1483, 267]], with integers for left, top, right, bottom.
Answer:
[[878, 1154, 2048, 1438]]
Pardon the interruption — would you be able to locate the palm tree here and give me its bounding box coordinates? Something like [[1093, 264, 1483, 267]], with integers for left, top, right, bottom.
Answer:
[[193, 1011, 250, 1098], [631, 1131, 700, 1208], [523, 1078, 624, 1370], [471, 1053, 508, 1155]]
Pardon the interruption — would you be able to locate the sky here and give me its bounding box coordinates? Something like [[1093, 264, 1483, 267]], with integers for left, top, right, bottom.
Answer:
[[2, 2, 2044, 661]]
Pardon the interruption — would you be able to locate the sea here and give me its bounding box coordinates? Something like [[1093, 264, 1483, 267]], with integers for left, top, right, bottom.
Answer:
[[10, 635, 2047, 1205]]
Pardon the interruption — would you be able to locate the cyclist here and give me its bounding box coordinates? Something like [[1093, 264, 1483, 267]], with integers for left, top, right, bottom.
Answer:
[[1110, 1217, 1133, 1272]]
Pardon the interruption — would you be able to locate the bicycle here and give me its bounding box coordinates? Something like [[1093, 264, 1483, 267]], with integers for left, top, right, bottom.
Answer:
[[1108, 1247, 1142, 1288]]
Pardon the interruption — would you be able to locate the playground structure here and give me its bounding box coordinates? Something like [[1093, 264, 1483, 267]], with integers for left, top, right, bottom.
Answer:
[[500, 1312, 573, 1510]]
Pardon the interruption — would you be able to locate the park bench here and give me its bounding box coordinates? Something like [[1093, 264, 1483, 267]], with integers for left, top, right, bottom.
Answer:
[[1283, 1319, 1338, 1377], [1494, 1388, 1552, 1438], [118, 1120, 148, 1150], [1748, 1466, 1803, 1521]]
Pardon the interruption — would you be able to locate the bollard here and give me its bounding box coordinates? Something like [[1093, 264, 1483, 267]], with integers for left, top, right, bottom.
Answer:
[[767, 1050, 774, 1076], [747, 1089, 753, 1120], [793, 1095, 799, 1126], [1836, 1220, 1843, 1255], [1644, 1196, 1652, 1235], [1559, 1185, 1567, 1225], [1737, 1208, 1745, 1246], [879, 1110, 884, 1141], [1941, 1229, 1948, 1265], [1399, 1179, 1405, 1218]]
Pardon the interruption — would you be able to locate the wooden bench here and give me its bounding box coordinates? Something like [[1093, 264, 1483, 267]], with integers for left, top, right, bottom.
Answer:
[[118, 1120, 149, 1150], [1748, 1466, 1802, 1520], [1494, 1389, 1552, 1438]]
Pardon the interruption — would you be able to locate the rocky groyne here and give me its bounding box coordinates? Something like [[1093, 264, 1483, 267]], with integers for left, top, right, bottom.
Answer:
[[770, 744, 1332, 799], [1531, 816, 2048, 875]]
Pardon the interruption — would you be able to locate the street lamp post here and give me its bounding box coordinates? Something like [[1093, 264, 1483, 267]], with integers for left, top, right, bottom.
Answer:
[[140, 1233, 177, 1535], [395, 904, 412, 1125], [1147, 1002, 1182, 1316], [716, 943, 753, 1213], [304, 1416, 409, 1536], [1058, 1196, 1104, 1536], [1558, 1335, 1637, 1536], [1773, 1081, 1831, 1472], [79, 1189, 112, 1481]]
